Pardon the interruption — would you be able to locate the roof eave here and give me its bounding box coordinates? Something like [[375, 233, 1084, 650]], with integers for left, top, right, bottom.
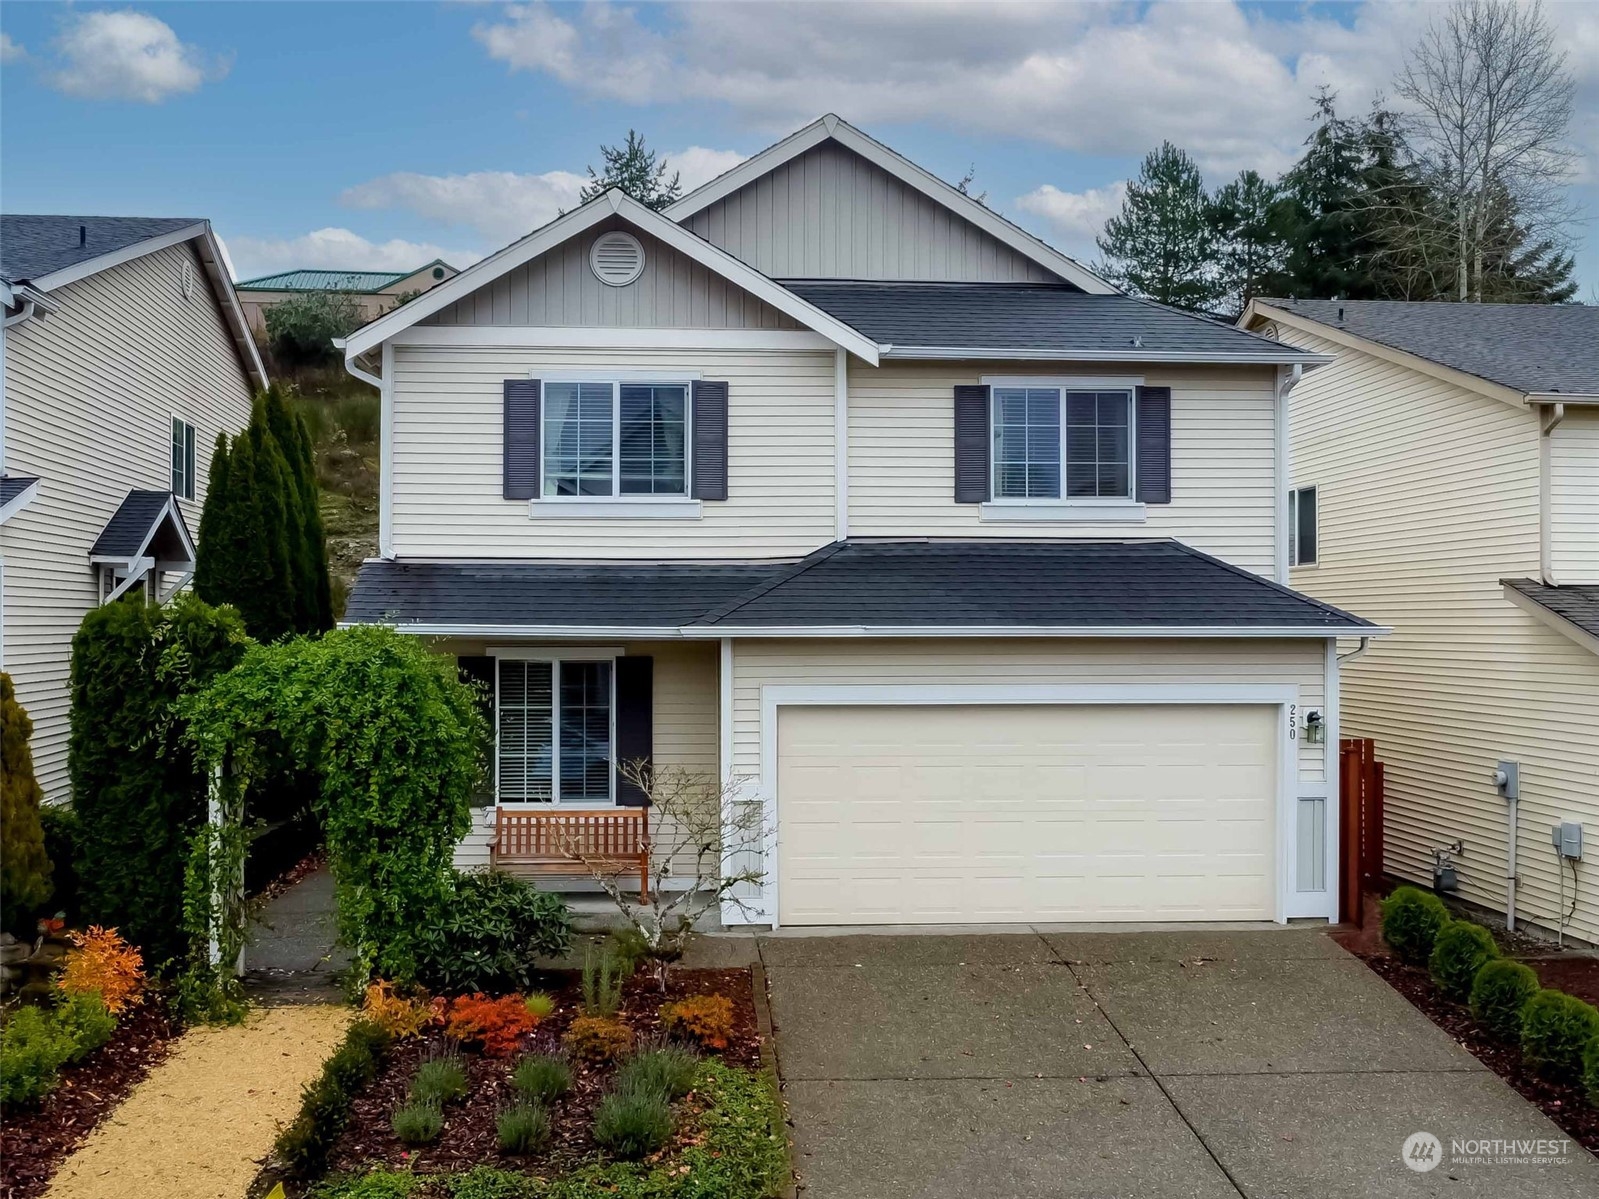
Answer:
[[1502, 582, 1599, 658], [879, 345, 1333, 366], [351, 620, 1386, 639]]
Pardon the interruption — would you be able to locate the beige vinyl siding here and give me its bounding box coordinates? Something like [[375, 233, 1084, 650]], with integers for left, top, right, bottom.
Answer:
[[730, 638, 1328, 786], [390, 345, 835, 558], [425, 217, 802, 329], [845, 360, 1280, 576], [683, 142, 1059, 283], [0, 242, 253, 802], [1282, 325, 1599, 944], [1549, 408, 1599, 584]]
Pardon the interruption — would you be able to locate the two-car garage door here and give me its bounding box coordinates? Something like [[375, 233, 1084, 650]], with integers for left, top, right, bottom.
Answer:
[[776, 703, 1278, 925]]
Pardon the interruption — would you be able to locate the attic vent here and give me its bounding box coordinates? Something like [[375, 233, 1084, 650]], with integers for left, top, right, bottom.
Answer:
[[180, 260, 195, 301], [590, 231, 645, 287]]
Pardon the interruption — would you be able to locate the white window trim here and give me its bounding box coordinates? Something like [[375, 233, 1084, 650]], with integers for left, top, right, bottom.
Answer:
[[535, 377, 694, 504], [489, 647, 621, 808], [982, 375, 1141, 507], [170, 415, 197, 501], [1289, 484, 1318, 568]]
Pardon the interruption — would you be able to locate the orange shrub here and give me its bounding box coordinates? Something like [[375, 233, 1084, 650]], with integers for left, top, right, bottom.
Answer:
[[443, 993, 539, 1057], [563, 1014, 633, 1064], [362, 980, 432, 1040], [57, 927, 144, 1015], [659, 994, 734, 1050]]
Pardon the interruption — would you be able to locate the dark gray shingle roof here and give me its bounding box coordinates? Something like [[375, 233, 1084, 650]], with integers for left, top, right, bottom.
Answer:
[[1, 215, 201, 284], [1264, 299, 1599, 396], [1504, 578, 1599, 642], [783, 282, 1317, 362], [89, 490, 178, 558], [346, 540, 1374, 632], [1, 476, 40, 507]]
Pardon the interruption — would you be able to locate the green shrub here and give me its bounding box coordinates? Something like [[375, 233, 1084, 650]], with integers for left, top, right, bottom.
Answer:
[[1428, 921, 1499, 1001], [1470, 959, 1541, 1042], [524, 991, 556, 1020], [1, 673, 53, 923], [511, 1052, 571, 1105], [265, 290, 365, 369], [55, 992, 117, 1063], [608, 927, 651, 976], [1521, 989, 1599, 1082], [274, 1019, 393, 1178], [391, 1098, 444, 1145], [39, 804, 81, 924], [413, 870, 573, 994], [1380, 885, 1451, 966], [310, 1171, 418, 1199], [0, 1005, 77, 1106], [581, 943, 626, 1017], [446, 1168, 535, 1199], [496, 1098, 551, 1154], [412, 1050, 469, 1105], [592, 1084, 674, 1160], [616, 1042, 700, 1100]]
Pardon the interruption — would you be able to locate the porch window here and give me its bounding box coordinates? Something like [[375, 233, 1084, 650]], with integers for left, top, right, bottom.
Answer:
[[991, 387, 1132, 501], [543, 381, 689, 498], [496, 657, 614, 804]]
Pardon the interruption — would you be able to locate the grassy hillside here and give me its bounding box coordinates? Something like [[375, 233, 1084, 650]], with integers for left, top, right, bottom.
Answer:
[[285, 368, 379, 617]]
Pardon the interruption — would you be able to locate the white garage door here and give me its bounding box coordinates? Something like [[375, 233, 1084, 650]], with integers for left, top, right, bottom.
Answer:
[[776, 703, 1278, 925]]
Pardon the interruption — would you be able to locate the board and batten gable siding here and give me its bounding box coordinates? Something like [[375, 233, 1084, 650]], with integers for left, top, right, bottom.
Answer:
[[1280, 324, 1599, 944], [845, 360, 1281, 576], [389, 345, 836, 558], [1549, 408, 1599, 584], [683, 142, 1060, 283], [423, 217, 803, 330], [0, 241, 254, 802]]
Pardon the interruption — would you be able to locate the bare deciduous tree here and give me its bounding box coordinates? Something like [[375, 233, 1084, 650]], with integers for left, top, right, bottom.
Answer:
[[1396, 0, 1574, 301]]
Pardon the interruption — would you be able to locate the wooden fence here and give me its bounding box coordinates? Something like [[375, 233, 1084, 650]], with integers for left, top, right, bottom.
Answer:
[[1339, 737, 1385, 925]]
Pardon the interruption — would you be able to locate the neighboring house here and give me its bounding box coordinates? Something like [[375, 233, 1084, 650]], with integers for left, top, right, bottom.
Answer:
[[340, 115, 1380, 928], [1, 215, 265, 803], [1242, 298, 1599, 944], [235, 260, 458, 334]]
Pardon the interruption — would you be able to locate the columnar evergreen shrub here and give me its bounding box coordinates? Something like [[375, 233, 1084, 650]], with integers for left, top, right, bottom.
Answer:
[[1, 672, 53, 918], [1520, 990, 1599, 1083], [262, 386, 332, 632], [1428, 921, 1499, 1002], [69, 595, 250, 965], [1379, 885, 1450, 966], [1469, 958, 1540, 1042]]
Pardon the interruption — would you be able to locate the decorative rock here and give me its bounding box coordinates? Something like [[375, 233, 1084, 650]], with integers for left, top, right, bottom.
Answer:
[[0, 940, 30, 965]]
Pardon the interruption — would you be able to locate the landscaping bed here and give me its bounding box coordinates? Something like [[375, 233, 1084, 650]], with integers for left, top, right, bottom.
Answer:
[[0, 997, 177, 1199]]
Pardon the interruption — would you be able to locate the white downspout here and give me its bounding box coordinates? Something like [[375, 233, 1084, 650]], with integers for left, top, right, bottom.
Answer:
[[834, 348, 849, 542], [1274, 363, 1303, 585], [1539, 402, 1565, 585]]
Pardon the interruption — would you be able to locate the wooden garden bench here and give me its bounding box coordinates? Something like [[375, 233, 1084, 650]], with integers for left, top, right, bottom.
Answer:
[[489, 807, 649, 900]]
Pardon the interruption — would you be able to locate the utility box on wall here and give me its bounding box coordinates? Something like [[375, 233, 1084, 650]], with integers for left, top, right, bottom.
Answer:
[[1553, 822, 1584, 860]]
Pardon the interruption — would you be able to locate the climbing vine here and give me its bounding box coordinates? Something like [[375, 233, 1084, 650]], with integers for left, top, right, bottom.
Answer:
[[175, 770, 251, 1025]]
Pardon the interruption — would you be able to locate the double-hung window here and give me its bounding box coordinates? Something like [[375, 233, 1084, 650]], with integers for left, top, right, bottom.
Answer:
[[497, 656, 615, 804], [542, 381, 689, 498], [991, 385, 1133, 501], [171, 417, 197, 500]]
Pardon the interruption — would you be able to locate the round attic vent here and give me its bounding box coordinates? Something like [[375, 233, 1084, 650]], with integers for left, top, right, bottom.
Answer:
[[590, 231, 645, 287]]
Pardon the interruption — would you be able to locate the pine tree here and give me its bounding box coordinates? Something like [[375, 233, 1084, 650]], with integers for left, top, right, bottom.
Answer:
[[1095, 142, 1221, 312], [1275, 91, 1385, 299], [1209, 170, 1291, 317], [261, 387, 320, 632], [1, 672, 52, 916], [579, 131, 683, 210]]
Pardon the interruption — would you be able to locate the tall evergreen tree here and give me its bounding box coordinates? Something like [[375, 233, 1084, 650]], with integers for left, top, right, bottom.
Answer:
[[1209, 169, 1291, 317], [1275, 90, 1384, 299], [260, 386, 330, 632], [248, 411, 298, 642], [579, 130, 683, 210], [193, 432, 233, 604], [1095, 142, 1221, 313]]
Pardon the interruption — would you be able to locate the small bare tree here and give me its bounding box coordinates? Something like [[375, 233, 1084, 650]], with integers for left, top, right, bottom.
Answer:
[[558, 762, 764, 990], [1396, 0, 1575, 301]]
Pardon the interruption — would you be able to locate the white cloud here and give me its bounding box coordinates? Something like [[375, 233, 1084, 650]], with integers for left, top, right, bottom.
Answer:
[[664, 146, 746, 194], [341, 169, 587, 243], [1, 32, 26, 64], [1015, 182, 1126, 256], [224, 228, 480, 281], [48, 10, 225, 103]]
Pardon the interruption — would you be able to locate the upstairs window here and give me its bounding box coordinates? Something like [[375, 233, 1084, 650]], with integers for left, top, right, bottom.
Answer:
[[992, 386, 1132, 501], [171, 417, 197, 500], [1289, 485, 1318, 566], [542, 381, 688, 498]]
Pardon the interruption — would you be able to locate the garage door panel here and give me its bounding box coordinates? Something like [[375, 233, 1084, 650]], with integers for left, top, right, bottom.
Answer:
[[777, 703, 1277, 925]]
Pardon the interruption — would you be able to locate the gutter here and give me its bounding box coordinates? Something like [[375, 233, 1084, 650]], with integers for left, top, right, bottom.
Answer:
[[878, 345, 1333, 366], [346, 620, 1390, 640]]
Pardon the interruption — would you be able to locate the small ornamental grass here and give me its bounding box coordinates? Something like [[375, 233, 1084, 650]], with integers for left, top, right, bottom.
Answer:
[[496, 1098, 552, 1154], [523, 991, 556, 1020], [592, 1084, 675, 1160], [412, 1049, 469, 1105], [581, 945, 627, 1017], [616, 1040, 700, 1100], [1520, 989, 1599, 1083], [391, 1097, 445, 1145], [1428, 921, 1499, 1002], [1469, 959, 1541, 1043], [1380, 886, 1450, 966], [511, 1052, 572, 1105]]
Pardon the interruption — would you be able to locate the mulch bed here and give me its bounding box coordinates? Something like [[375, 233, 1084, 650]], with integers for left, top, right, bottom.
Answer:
[[1353, 952, 1599, 1154], [252, 849, 326, 903], [0, 998, 179, 1199], [330, 966, 759, 1175]]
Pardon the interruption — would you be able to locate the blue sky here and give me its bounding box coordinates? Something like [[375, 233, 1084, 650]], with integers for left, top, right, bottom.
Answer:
[[2, 2, 1595, 293]]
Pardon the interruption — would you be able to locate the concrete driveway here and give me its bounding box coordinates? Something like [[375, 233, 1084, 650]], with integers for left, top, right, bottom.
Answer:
[[746, 927, 1599, 1199]]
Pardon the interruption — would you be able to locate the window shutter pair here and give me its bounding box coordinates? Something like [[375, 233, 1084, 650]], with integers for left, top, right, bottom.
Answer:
[[951, 384, 1172, 504], [501, 379, 728, 502]]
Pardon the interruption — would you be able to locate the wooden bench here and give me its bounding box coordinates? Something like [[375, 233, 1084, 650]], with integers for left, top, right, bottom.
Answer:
[[489, 807, 649, 900]]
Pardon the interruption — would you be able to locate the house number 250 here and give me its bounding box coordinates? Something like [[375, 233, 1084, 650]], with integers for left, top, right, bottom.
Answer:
[[1288, 704, 1298, 741]]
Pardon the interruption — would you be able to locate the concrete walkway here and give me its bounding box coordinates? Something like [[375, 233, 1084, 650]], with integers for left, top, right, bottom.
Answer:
[[245, 864, 349, 1001], [748, 928, 1599, 1199]]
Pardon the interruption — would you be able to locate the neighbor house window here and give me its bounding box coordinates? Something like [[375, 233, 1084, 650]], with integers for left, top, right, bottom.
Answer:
[[992, 387, 1132, 501], [171, 417, 197, 500], [496, 657, 614, 804], [542, 381, 688, 498], [1289, 485, 1318, 566]]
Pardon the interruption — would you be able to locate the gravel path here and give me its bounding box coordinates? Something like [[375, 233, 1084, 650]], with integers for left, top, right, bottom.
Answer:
[[43, 1004, 351, 1199]]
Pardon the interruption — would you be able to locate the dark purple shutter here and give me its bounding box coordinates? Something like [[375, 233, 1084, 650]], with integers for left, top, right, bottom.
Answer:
[[953, 385, 990, 503], [504, 378, 540, 500], [1135, 386, 1172, 505], [691, 380, 728, 500], [614, 656, 653, 807]]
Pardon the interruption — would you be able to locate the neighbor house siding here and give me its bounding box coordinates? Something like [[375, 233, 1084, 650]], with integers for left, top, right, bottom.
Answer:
[[0, 241, 254, 802], [845, 360, 1281, 576], [1281, 324, 1599, 944], [424, 217, 803, 330], [389, 345, 836, 558], [1549, 408, 1599, 585], [683, 142, 1060, 282]]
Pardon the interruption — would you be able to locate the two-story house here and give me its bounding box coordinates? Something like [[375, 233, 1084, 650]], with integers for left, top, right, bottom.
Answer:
[[341, 116, 1380, 929], [1242, 299, 1599, 944], [1, 215, 265, 802]]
